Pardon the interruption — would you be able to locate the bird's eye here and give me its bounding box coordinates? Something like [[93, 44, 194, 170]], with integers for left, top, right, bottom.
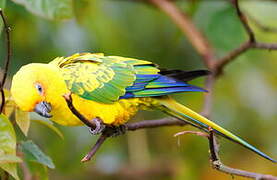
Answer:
[[35, 84, 44, 95]]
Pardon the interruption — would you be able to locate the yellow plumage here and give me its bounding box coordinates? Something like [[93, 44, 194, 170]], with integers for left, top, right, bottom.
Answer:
[[51, 94, 153, 126]]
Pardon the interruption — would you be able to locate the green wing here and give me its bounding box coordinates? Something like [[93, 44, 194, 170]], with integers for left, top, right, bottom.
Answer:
[[50, 53, 157, 103]]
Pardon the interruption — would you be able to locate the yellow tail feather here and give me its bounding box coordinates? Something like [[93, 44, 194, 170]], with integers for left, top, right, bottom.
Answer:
[[156, 96, 276, 163]]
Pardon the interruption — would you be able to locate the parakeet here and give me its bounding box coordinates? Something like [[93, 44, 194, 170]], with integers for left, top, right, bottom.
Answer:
[[11, 53, 276, 163]]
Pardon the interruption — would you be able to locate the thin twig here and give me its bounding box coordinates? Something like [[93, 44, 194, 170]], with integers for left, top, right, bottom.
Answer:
[[213, 41, 253, 76], [81, 134, 108, 162], [208, 131, 277, 180], [231, 0, 255, 42], [253, 42, 277, 50], [208, 129, 219, 162], [172, 129, 277, 180], [0, 9, 11, 113], [214, 38, 277, 77], [126, 118, 186, 130], [174, 130, 209, 138], [201, 75, 215, 118], [63, 93, 96, 129], [63, 93, 107, 162], [213, 0, 277, 75]]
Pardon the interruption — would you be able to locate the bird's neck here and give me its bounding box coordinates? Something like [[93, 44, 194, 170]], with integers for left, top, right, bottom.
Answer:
[[43, 65, 69, 111]]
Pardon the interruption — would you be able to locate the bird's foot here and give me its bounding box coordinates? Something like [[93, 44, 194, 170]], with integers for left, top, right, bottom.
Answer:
[[89, 117, 106, 135], [103, 124, 127, 137]]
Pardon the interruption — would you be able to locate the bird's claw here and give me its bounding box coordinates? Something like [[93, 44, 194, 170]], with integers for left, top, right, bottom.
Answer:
[[88, 117, 126, 137], [89, 117, 106, 135]]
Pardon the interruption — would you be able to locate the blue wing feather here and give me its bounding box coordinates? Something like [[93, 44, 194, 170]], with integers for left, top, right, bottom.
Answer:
[[120, 65, 207, 99], [135, 74, 160, 82]]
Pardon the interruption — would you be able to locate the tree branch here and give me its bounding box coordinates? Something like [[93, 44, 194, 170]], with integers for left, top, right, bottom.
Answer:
[[253, 42, 277, 50], [208, 130, 219, 162], [126, 118, 186, 130], [173, 129, 277, 180], [213, 41, 253, 76], [213, 0, 277, 76], [208, 131, 277, 180], [201, 75, 215, 118], [81, 134, 108, 162], [0, 9, 11, 113], [231, 0, 255, 42]]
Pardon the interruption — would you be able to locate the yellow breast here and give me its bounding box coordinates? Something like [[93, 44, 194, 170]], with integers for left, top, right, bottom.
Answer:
[[50, 94, 153, 126]]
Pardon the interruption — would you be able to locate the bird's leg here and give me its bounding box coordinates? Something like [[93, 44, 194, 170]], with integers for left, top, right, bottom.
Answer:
[[103, 124, 127, 137], [89, 117, 106, 135]]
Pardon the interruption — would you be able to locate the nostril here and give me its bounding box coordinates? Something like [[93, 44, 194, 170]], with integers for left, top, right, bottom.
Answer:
[[43, 101, 52, 112], [34, 101, 52, 118]]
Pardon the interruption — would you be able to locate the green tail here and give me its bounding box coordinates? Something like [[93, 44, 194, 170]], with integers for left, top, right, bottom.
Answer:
[[157, 97, 276, 163]]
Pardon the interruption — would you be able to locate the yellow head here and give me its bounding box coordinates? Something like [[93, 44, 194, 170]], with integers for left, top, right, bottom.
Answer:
[[11, 63, 68, 117]]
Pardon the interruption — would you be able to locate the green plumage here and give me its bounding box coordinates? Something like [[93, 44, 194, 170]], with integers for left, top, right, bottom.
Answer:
[[50, 53, 159, 103]]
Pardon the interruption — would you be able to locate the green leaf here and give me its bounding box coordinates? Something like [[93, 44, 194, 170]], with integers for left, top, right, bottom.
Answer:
[[15, 108, 30, 136], [20, 140, 55, 169], [0, 0, 5, 8], [0, 0, 6, 9], [206, 4, 246, 53], [0, 155, 22, 164], [0, 114, 20, 180], [11, 0, 73, 20], [25, 161, 48, 180], [32, 119, 64, 140]]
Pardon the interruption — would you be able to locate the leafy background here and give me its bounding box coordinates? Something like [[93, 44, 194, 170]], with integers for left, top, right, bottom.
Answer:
[[0, 0, 277, 179]]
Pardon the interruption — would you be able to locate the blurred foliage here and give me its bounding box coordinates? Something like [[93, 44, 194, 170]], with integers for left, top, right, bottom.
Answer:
[[0, 0, 277, 179], [0, 89, 59, 179], [19, 140, 55, 169], [0, 114, 21, 180]]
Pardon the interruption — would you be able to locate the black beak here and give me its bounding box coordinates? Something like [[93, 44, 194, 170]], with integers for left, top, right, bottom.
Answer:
[[34, 101, 52, 118]]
